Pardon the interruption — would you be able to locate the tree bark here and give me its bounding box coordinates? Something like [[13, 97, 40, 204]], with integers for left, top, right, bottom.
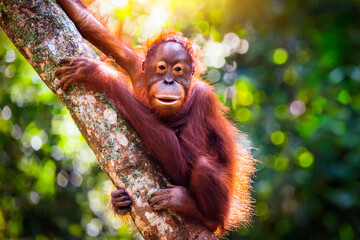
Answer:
[[0, 0, 217, 239]]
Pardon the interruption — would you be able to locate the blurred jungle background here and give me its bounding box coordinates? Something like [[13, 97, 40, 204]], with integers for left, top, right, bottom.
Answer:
[[0, 0, 359, 239]]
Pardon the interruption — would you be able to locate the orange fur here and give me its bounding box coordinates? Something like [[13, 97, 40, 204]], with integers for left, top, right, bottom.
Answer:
[[81, 0, 109, 26], [225, 137, 257, 231]]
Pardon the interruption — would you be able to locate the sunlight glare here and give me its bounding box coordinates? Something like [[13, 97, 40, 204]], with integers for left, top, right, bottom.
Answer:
[[110, 0, 128, 7], [142, 7, 170, 37]]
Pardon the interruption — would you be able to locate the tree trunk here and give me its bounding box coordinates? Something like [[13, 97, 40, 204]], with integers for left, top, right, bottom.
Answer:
[[0, 0, 217, 239]]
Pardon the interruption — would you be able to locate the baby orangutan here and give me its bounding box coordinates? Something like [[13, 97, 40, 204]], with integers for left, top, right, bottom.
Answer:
[[55, 0, 256, 233]]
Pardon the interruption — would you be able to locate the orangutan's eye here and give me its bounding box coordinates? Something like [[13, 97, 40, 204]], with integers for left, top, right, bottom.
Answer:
[[173, 63, 184, 75], [157, 61, 167, 73]]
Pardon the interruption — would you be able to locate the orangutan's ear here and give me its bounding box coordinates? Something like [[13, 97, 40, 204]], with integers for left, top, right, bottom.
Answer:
[[141, 59, 145, 73]]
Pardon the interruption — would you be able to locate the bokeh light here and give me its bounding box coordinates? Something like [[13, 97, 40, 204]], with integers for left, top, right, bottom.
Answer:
[[271, 131, 285, 145], [273, 48, 289, 65], [290, 100, 306, 116], [298, 151, 314, 168]]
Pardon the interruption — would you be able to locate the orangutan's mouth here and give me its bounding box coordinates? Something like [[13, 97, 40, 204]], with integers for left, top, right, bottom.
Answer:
[[155, 95, 180, 105]]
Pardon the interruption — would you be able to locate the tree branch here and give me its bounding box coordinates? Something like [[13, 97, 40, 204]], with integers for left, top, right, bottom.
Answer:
[[0, 0, 217, 239]]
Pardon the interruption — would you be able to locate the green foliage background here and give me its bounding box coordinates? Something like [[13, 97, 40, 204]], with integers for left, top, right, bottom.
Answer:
[[0, 0, 359, 239]]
